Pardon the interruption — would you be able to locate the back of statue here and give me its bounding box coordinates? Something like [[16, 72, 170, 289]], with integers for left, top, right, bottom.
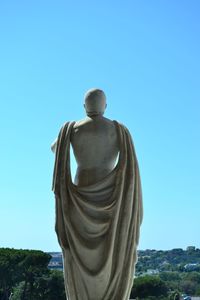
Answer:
[[51, 88, 143, 300]]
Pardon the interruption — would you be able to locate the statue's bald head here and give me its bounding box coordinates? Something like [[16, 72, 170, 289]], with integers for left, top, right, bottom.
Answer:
[[84, 88, 107, 116]]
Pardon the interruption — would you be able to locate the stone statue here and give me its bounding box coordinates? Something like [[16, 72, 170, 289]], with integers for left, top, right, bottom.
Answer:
[[51, 88, 143, 300]]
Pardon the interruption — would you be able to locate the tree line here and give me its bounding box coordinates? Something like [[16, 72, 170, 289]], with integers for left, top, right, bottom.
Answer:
[[0, 247, 200, 299], [130, 271, 200, 299], [136, 247, 200, 273], [0, 248, 65, 300]]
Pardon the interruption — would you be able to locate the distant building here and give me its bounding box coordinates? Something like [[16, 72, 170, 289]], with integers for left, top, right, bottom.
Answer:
[[184, 263, 200, 271], [139, 269, 159, 276], [146, 269, 159, 275], [48, 252, 63, 271]]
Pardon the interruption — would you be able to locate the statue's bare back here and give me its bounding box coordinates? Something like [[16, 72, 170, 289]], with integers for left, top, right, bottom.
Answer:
[[71, 116, 119, 186]]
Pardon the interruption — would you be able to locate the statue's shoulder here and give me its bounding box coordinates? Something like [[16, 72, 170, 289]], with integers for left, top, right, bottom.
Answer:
[[73, 118, 88, 129], [56, 121, 75, 138], [59, 120, 75, 128], [116, 122, 134, 141], [115, 121, 130, 132]]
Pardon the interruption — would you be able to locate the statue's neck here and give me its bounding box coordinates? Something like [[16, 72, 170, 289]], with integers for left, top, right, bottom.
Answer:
[[86, 112, 104, 118]]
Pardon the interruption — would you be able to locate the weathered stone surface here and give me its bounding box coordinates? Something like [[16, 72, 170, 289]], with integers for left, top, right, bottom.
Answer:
[[52, 89, 143, 300]]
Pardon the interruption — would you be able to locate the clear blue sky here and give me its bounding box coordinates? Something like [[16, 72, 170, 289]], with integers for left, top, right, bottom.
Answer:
[[0, 0, 199, 252]]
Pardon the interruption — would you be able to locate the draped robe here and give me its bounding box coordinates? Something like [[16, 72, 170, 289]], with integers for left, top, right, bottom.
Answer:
[[52, 120, 143, 300]]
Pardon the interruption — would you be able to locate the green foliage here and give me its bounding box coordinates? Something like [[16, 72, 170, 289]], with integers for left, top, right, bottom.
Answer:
[[33, 270, 65, 300], [0, 247, 52, 300], [135, 247, 200, 298], [196, 286, 200, 296], [136, 247, 200, 274], [180, 279, 196, 295], [130, 275, 169, 299], [182, 271, 200, 283], [179, 271, 200, 295], [12, 271, 66, 300], [160, 272, 181, 282], [12, 281, 25, 300], [130, 270, 200, 299], [159, 272, 182, 291], [168, 290, 181, 300]]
